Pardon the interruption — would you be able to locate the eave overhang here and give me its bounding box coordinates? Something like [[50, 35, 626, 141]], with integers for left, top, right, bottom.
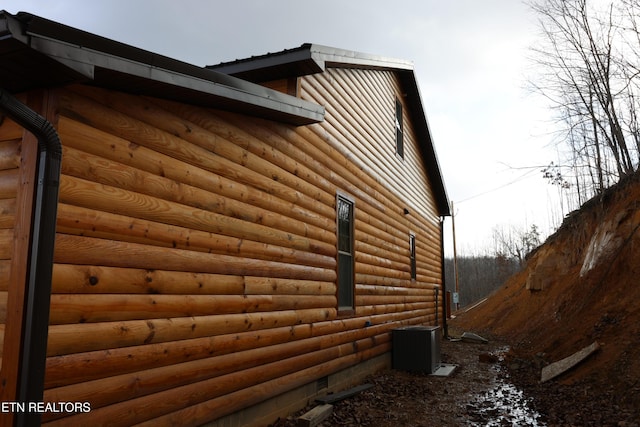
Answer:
[[208, 43, 414, 81], [211, 44, 450, 216], [0, 11, 324, 126]]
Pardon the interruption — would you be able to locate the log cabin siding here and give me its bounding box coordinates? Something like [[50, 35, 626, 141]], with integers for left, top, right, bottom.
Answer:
[[300, 68, 441, 221], [0, 15, 447, 424], [0, 118, 22, 366], [299, 67, 443, 282], [0, 68, 440, 426], [27, 80, 438, 425], [0, 99, 41, 414]]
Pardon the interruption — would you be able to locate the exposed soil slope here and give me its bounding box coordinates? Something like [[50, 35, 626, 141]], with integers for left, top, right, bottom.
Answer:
[[280, 175, 640, 426], [452, 171, 640, 414]]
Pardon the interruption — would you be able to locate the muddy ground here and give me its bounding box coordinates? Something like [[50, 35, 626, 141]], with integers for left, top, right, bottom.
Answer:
[[273, 173, 640, 426], [273, 331, 638, 426]]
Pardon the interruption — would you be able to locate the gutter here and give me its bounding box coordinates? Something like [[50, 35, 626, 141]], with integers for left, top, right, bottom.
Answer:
[[0, 87, 62, 426], [4, 11, 324, 126]]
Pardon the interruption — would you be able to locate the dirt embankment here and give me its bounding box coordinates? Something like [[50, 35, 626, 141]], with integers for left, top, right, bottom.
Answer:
[[279, 174, 640, 426], [452, 171, 640, 419]]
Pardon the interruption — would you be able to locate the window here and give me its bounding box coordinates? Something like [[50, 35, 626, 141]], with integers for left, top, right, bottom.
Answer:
[[337, 194, 355, 311], [409, 233, 416, 280], [395, 97, 404, 159]]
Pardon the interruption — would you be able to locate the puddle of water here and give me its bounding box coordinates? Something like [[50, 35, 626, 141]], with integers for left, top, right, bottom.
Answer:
[[466, 348, 544, 426], [469, 380, 543, 426]]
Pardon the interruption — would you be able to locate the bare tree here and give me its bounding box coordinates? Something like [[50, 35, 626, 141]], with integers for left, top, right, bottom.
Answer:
[[444, 254, 519, 307], [492, 224, 542, 266], [529, 0, 640, 198]]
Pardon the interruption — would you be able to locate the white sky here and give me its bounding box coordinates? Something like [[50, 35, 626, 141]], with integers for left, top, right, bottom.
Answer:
[[3, 0, 568, 255]]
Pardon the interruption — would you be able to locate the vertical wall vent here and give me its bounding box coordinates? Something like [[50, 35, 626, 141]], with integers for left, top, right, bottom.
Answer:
[[316, 376, 329, 391]]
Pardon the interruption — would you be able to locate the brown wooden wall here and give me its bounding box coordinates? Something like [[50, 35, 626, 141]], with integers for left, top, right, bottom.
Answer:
[[0, 116, 22, 371], [0, 67, 444, 426], [299, 67, 443, 288], [0, 93, 50, 426], [0, 103, 40, 401]]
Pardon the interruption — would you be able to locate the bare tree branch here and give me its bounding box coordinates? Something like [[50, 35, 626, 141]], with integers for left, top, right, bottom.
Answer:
[[528, 0, 640, 202]]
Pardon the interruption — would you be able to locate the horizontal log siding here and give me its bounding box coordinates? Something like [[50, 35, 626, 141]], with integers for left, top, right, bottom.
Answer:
[[297, 67, 443, 312], [39, 82, 440, 426], [303, 68, 440, 219], [0, 119, 22, 364]]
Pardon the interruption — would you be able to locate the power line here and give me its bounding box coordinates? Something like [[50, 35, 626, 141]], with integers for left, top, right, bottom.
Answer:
[[456, 167, 540, 204]]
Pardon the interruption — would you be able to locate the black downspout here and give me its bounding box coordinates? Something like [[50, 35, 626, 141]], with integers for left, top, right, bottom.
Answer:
[[0, 88, 62, 427], [440, 217, 448, 339]]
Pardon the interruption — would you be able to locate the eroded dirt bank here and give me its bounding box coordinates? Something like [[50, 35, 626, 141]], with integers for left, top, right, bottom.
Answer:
[[278, 173, 640, 426], [452, 171, 640, 424]]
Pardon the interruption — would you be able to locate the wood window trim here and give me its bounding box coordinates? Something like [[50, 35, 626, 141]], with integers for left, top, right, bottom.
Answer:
[[336, 191, 355, 316]]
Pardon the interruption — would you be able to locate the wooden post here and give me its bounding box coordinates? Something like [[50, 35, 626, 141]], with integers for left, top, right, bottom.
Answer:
[[451, 201, 460, 311]]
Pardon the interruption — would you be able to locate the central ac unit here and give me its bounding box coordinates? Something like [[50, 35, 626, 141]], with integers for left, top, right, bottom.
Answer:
[[392, 325, 441, 373]]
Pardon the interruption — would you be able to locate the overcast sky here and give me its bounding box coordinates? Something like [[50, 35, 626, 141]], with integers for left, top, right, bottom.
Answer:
[[4, 0, 565, 255]]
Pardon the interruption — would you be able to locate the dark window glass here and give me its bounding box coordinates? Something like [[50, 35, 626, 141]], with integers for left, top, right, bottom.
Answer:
[[337, 196, 354, 310], [338, 199, 352, 253], [395, 98, 404, 159], [338, 253, 353, 308], [410, 233, 416, 280]]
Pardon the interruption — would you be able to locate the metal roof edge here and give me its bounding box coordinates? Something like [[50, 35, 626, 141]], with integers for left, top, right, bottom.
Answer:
[[208, 44, 325, 78], [306, 46, 450, 214], [208, 42, 448, 215], [1, 11, 323, 126], [398, 70, 450, 216], [0, 10, 27, 43], [307, 44, 414, 72], [208, 43, 414, 79]]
